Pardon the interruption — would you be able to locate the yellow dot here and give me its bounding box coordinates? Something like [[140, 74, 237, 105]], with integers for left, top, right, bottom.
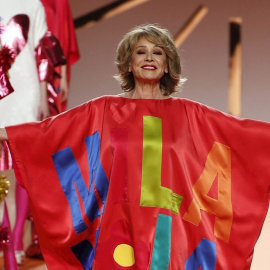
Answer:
[[113, 244, 135, 267]]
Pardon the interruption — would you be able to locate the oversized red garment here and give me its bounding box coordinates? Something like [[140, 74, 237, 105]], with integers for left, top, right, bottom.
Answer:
[[6, 96, 270, 269]]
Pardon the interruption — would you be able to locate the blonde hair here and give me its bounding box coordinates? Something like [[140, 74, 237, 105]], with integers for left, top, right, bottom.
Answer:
[[114, 24, 184, 95]]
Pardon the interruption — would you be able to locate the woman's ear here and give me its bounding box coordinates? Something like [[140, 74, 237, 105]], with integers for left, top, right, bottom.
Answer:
[[128, 63, 132, 72], [164, 64, 168, 73], [164, 58, 169, 73]]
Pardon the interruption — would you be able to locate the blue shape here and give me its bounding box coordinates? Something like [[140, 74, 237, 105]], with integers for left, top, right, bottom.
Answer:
[[71, 239, 94, 270], [185, 238, 216, 270], [150, 214, 172, 270], [94, 227, 100, 253], [52, 131, 109, 234], [70, 228, 101, 270]]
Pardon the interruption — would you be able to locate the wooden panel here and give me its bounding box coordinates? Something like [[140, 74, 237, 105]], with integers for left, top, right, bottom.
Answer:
[[228, 18, 242, 116]]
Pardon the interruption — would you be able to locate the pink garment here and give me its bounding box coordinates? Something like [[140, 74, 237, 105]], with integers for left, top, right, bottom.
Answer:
[[2, 201, 18, 270], [0, 14, 29, 100], [35, 31, 67, 115], [0, 142, 12, 171], [13, 184, 29, 251]]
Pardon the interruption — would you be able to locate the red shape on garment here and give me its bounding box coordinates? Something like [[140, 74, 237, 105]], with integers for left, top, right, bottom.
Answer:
[[110, 128, 129, 203], [110, 102, 137, 124]]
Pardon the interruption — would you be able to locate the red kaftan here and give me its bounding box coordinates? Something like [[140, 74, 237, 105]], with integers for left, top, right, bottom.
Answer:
[[6, 96, 270, 269]]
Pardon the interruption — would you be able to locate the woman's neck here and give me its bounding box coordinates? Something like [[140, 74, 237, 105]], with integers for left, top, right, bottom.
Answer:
[[124, 84, 168, 99]]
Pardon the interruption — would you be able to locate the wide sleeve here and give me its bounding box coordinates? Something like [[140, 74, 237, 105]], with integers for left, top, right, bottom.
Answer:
[[5, 98, 109, 190], [185, 100, 270, 191], [176, 100, 270, 269], [182, 100, 270, 235], [5, 98, 110, 268], [204, 104, 270, 191]]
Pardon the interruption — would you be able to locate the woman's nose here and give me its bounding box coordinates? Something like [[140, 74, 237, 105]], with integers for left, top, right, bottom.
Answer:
[[145, 52, 153, 61]]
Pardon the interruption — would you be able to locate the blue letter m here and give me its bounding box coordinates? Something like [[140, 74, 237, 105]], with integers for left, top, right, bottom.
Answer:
[[52, 131, 109, 234]]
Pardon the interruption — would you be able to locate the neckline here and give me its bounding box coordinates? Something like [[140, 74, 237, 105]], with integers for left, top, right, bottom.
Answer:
[[116, 94, 173, 101]]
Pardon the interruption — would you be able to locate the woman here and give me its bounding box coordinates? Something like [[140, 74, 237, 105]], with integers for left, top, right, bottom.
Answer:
[[1, 24, 270, 269]]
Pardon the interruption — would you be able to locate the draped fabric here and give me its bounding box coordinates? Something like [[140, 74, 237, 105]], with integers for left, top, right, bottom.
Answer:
[[6, 96, 270, 269], [40, 0, 80, 69], [40, 0, 80, 113], [35, 31, 67, 83], [35, 31, 67, 115]]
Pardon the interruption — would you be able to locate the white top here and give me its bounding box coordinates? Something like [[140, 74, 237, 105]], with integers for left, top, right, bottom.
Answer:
[[0, 0, 47, 127]]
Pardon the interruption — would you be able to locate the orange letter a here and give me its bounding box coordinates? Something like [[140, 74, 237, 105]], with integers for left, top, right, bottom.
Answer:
[[183, 142, 233, 243]]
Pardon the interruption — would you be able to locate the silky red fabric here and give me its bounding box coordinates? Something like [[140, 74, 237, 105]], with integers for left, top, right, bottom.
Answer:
[[6, 96, 270, 269]]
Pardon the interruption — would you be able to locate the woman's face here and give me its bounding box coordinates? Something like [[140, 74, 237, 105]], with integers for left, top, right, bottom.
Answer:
[[129, 37, 168, 85]]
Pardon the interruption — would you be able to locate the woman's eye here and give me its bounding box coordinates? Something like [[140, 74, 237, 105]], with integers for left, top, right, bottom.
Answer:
[[137, 50, 145, 54], [154, 51, 162, 55]]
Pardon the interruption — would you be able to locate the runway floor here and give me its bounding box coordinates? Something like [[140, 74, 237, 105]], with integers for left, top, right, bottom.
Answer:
[[0, 256, 47, 269]]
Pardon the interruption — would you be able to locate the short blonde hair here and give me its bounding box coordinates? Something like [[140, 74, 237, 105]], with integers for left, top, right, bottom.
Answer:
[[114, 24, 183, 95]]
